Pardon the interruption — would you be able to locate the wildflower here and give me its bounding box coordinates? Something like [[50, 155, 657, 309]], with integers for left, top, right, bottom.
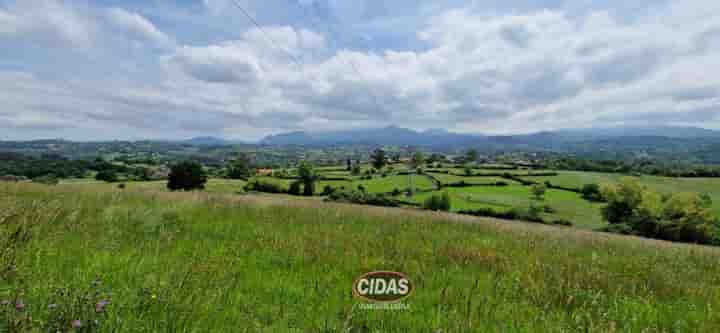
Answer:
[[48, 303, 58, 309], [95, 300, 109, 312], [15, 300, 25, 312], [72, 320, 83, 329]]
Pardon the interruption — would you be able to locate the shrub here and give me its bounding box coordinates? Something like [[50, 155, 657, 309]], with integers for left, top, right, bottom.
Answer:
[[33, 175, 59, 185], [423, 192, 451, 212], [581, 183, 604, 202], [117, 183, 126, 190], [95, 170, 118, 183], [327, 189, 398, 207], [243, 180, 286, 194], [167, 161, 207, 191], [321, 185, 335, 196], [531, 183, 547, 201], [551, 219, 573, 226], [391, 188, 401, 196], [600, 178, 720, 244], [288, 181, 302, 196]]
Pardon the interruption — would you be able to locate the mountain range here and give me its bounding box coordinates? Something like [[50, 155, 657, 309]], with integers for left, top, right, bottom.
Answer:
[[255, 126, 720, 147], [184, 126, 720, 155]]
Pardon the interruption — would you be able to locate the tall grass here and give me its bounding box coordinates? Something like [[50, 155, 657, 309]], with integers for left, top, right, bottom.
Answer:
[[2, 182, 720, 332]]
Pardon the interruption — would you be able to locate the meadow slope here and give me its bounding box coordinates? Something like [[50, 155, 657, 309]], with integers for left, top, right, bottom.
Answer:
[[2, 182, 720, 332]]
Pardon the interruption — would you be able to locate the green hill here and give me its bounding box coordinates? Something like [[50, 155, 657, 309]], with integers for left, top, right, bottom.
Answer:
[[2, 182, 720, 332]]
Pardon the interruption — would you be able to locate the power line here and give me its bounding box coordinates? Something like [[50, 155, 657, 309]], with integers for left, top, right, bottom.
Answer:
[[229, 0, 305, 69], [289, 0, 387, 116]]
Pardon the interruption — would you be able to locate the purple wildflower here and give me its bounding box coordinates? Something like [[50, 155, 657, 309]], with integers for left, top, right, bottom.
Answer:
[[15, 300, 25, 312], [95, 300, 109, 312], [72, 320, 83, 329]]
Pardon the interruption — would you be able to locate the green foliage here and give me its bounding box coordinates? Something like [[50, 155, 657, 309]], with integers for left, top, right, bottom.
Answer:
[[327, 189, 398, 207], [288, 181, 302, 196], [32, 174, 59, 185], [95, 170, 118, 183], [601, 178, 720, 244], [410, 151, 425, 169], [531, 183, 547, 201], [244, 180, 286, 194], [465, 149, 479, 163], [370, 148, 388, 170], [226, 155, 253, 180], [423, 191, 451, 211], [297, 161, 317, 196], [581, 183, 603, 202], [167, 161, 207, 191]]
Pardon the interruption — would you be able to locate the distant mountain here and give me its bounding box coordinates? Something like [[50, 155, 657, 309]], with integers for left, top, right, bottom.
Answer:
[[185, 137, 232, 146], [258, 125, 720, 150]]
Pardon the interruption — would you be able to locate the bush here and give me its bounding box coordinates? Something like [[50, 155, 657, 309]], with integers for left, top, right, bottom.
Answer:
[[243, 180, 286, 194], [531, 183, 547, 201], [167, 161, 207, 191], [458, 207, 545, 224], [551, 219, 573, 226], [33, 175, 59, 185], [326, 189, 398, 207], [321, 185, 335, 196], [117, 183, 126, 190], [95, 170, 118, 183], [423, 192, 451, 211], [288, 181, 302, 196], [581, 183, 604, 202], [600, 178, 720, 245]]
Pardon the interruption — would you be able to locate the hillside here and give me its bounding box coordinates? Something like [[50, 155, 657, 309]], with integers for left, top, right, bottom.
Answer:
[[2, 182, 720, 332]]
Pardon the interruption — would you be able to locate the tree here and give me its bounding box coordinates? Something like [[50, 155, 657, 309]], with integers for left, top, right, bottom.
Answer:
[[370, 149, 388, 170], [227, 154, 253, 180], [167, 161, 207, 191], [288, 181, 302, 196], [346, 159, 352, 171], [531, 183, 547, 201], [351, 163, 362, 176], [581, 183, 603, 202], [423, 192, 451, 211], [463, 163, 473, 176], [465, 149, 479, 163], [600, 178, 643, 224], [95, 170, 118, 183], [410, 151, 425, 169], [297, 161, 317, 196]]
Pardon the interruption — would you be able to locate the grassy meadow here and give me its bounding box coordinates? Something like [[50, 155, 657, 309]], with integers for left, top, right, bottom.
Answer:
[[3, 182, 720, 332]]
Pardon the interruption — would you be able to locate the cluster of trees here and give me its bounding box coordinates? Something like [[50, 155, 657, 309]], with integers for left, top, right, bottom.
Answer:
[[326, 188, 399, 207], [423, 192, 451, 211], [167, 161, 207, 191], [600, 178, 720, 244], [548, 157, 720, 178], [0, 153, 93, 179]]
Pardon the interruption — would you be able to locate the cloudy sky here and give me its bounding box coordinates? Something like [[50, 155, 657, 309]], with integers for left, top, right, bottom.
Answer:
[[1, 0, 720, 141]]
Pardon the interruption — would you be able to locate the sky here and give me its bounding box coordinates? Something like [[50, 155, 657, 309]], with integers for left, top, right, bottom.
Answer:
[[1, 0, 720, 141]]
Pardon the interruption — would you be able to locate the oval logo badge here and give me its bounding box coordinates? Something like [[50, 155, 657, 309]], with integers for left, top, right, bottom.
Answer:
[[353, 271, 413, 303]]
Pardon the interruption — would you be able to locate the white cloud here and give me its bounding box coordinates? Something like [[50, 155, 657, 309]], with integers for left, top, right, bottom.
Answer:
[[2, 0, 720, 140], [0, 0, 94, 48], [104, 8, 175, 49]]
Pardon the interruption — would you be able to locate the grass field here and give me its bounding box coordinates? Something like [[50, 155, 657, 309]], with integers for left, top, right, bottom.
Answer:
[[406, 186, 604, 229], [3, 182, 720, 332], [426, 173, 515, 185], [527, 171, 720, 215]]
